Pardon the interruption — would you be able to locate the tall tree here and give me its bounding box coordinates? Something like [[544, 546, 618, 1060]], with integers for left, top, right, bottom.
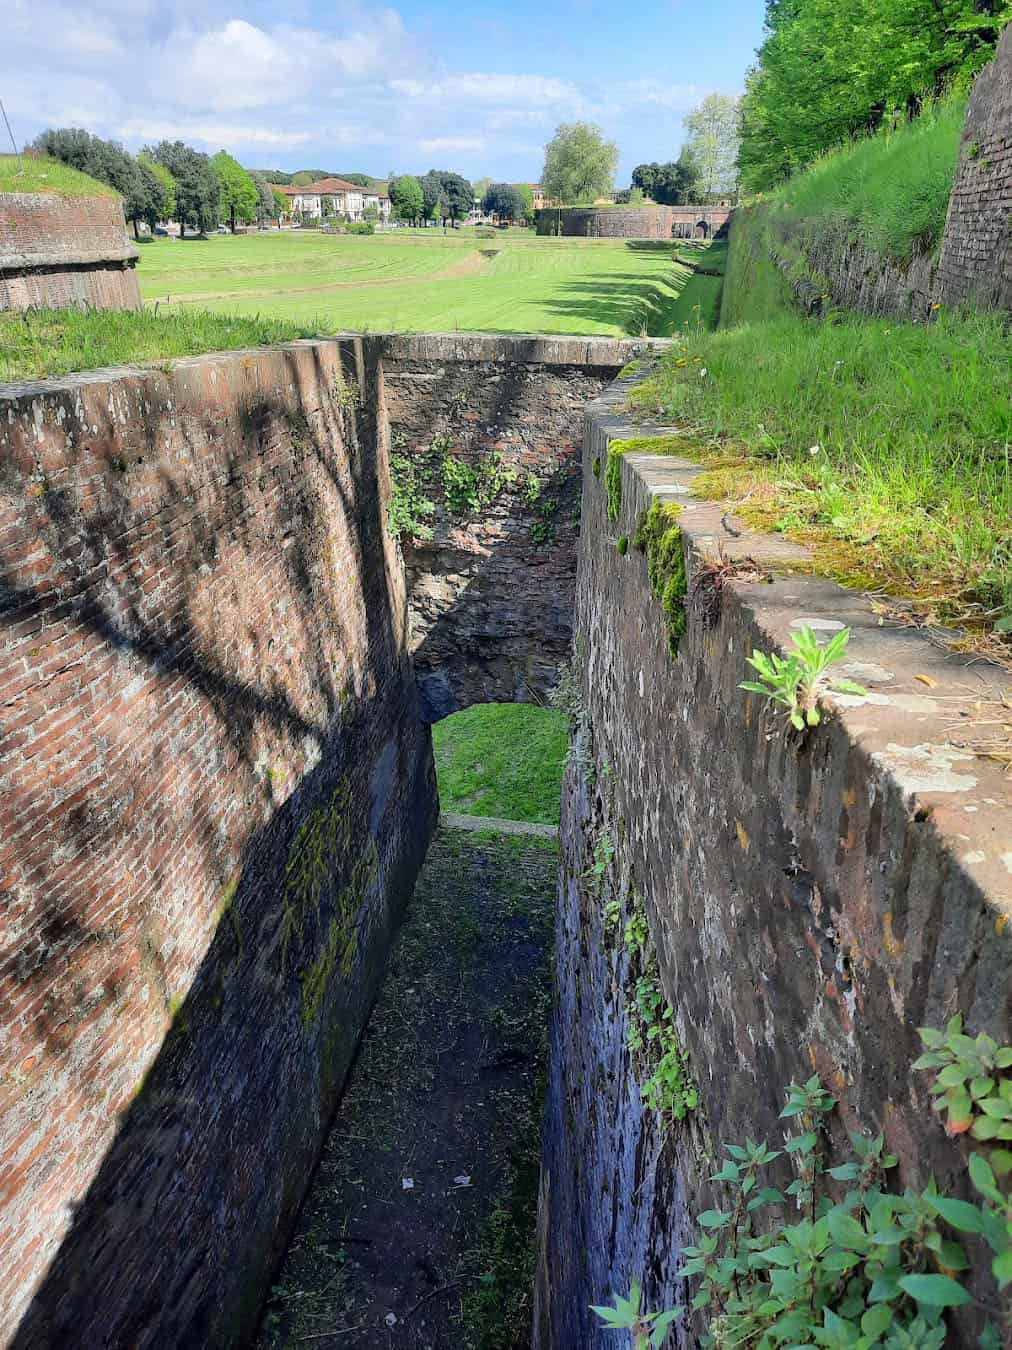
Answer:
[[250, 171, 276, 226], [420, 170, 444, 224], [434, 171, 474, 225], [388, 174, 424, 224], [541, 122, 618, 203], [271, 187, 291, 220], [139, 155, 176, 222], [210, 152, 257, 232], [482, 182, 524, 222], [736, 0, 1006, 192], [145, 141, 220, 236], [683, 94, 741, 200], [631, 154, 702, 205], [513, 182, 534, 222]]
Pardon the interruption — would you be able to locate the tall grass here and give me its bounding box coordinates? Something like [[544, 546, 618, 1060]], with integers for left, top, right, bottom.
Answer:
[[631, 313, 1012, 627], [772, 97, 967, 263]]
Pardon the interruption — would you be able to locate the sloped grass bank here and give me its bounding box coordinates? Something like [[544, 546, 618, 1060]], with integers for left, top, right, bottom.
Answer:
[[0, 154, 118, 197], [630, 313, 1012, 638], [721, 99, 965, 328]]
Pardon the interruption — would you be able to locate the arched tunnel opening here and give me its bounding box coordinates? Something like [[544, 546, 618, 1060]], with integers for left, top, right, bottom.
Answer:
[[255, 701, 568, 1348]]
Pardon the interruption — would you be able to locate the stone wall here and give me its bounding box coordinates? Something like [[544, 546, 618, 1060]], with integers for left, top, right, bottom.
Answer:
[[382, 334, 665, 721], [0, 193, 141, 311], [535, 380, 1012, 1346], [938, 23, 1012, 311], [0, 340, 436, 1347], [535, 206, 732, 239]]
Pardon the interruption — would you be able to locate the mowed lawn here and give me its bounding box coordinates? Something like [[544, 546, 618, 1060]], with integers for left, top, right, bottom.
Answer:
[[137, 230, 697, 337]]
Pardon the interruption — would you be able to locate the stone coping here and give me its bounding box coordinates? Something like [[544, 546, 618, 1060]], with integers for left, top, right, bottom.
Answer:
[[0, 332, 671, 401], [0, 247, 140, 270], [588, 367, 1012, 917]]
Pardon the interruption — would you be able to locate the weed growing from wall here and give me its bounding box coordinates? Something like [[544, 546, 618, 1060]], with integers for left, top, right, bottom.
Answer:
[[740, 626, 866, 733], [594, 1021, 1012, 1348], [634, 500, 688, 655], [387, 452, 435, 540]]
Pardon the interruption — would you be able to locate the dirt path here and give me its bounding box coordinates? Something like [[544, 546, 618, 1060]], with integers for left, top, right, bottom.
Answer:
[[254, 826, 557, 1350]]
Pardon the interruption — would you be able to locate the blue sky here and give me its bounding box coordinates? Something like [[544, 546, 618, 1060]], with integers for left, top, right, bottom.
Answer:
[[5, 0, 764, 183]]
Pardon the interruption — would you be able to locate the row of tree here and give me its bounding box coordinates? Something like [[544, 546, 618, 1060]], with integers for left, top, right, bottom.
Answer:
[[387, 170, 474, 226], [31, 128, 288, 236], [737, 0, 1008, 192]]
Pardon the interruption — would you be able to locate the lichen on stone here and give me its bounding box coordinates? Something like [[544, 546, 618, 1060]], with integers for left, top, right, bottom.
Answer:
[[633, 499, 687, 655]]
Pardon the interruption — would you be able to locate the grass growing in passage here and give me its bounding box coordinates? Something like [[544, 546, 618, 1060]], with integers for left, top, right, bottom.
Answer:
[[0, 154, 118, 197], [0, 308, 322, 382], [630, 313, 1012, 636], [432, 703, 568, 825]]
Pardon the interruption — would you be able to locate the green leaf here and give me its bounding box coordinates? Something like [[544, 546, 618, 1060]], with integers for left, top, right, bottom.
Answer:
[[698, 1209, 732, 1229], [861, 1304, 893, 1339], [785, 1131, 818, 1153], [969, 1153, 1002, 1202], [993, 1248, 1012, 1287], [828, 1211, 869, 1250], [926, 1194, 985, 1232], [897, 1274, 971, 1307]]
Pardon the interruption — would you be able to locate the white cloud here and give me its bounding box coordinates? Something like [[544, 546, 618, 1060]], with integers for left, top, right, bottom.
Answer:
[[392, 73, 582, 110], [118, 118, 315, 149], [419, 136, 487, 155]]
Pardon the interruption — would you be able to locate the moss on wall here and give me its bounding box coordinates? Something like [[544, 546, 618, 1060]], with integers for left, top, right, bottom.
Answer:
[[633, 501, 687, 654]]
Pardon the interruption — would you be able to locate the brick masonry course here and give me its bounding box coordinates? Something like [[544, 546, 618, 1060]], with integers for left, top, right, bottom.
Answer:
[[534, 376, 1012, 1347], [535, 206, 732, 239], [0, 192, 141, 311]]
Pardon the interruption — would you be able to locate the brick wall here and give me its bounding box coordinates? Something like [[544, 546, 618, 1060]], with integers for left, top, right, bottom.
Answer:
[[0, 192, 141, 311], [381, 334, 665, 720], [535, 206, 732, 239], [938, 24, 1012, 311], [0, 339, 436, 1347], [535, 380, 1012, 1347]]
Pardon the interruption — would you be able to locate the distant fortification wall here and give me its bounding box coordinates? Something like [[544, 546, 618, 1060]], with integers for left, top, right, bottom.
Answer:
[[0, 193, 141, 311], [535, 206, 732, 240], [938, 22, 1012, 311]]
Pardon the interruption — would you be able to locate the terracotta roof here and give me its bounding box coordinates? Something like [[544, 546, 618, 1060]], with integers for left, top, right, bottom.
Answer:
[[277, 177, 388, 198]]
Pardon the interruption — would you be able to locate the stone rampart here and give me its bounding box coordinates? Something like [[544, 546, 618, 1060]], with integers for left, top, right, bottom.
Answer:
[[0, 192, 141, 311], [535, 206, 732, 239], [534, 375, 1011, 1347], [938, 23, 1012, 311]]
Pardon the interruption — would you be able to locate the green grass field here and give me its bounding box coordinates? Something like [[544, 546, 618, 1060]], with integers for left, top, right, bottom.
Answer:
[[0, 154, 117, 196], [137, 229, 700, 337], [432, 704, 568, 825]]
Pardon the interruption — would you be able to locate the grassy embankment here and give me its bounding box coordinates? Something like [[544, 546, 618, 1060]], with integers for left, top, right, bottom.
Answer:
[[632, 102, 1011, 645], [0, 154, 118, 196]]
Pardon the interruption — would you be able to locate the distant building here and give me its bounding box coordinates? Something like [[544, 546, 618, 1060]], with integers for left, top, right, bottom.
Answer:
[[530, 184, 560, 210], [277, 178, 390, 223]]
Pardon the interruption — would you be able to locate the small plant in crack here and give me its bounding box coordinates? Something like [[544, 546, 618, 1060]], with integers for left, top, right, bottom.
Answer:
[[740, 625, 866, 732]]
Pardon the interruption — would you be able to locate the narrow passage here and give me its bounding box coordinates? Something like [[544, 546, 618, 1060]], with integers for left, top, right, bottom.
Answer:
[[254, 824, 558, 1349]]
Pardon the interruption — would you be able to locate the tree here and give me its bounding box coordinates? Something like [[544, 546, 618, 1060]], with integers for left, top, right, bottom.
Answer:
[[250, 171, 277, 227], [735, 0, 1004, 192], [259, 170, 293, 185], [145, 141, 220, 236], [631, 153, 702, 205], [209, 151, 257, 232], [140, 156, 176, 222], [435, 172, 474, 225], [541, 122, 618, 204], [32, 128, 162, 237], [388, 174, 424, 224], [420, 170, 444, 224], [271, 187, 290, 221], [482, 182, 524, 222], [473, 176, 492, 204], [683, 94, 741, 200]]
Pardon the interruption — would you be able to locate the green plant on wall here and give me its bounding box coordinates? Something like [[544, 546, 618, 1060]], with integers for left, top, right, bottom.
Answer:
[[593, 1025, 1012, 1349], [634, 500, 688, 655], [388, 452, 435, 540], [740, 626, 866, 732], [441, 450, 518, 515], [591, 1282, 681, 1349]]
